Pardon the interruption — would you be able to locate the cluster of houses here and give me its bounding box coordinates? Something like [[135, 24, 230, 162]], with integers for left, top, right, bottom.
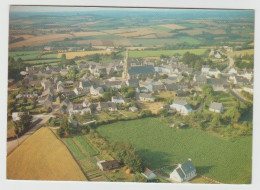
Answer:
[[11, 49, 253, 127]]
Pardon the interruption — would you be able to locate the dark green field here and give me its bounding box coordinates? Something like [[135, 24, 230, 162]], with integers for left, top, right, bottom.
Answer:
[[96, 118, 252, 184]]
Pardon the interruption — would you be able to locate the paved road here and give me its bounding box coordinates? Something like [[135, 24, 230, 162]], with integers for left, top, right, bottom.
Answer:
[[7, 106, 59, 155], [222, 56, 234, 73], [228, 87, 247, 102]]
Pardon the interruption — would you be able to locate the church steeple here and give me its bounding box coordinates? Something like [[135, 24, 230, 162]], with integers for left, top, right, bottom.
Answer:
[[123, 49, 130, 80]]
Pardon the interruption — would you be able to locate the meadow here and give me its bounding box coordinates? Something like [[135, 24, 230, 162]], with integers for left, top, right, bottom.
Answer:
[[7, 128, 87, 181], [96, 118, 252, 184]]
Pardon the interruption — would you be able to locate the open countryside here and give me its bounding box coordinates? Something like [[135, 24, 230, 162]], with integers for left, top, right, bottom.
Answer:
[[7, 6, 254, 184]]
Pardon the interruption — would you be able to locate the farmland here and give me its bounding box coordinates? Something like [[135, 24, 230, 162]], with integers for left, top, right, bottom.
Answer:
[[7, 127, 87, 181], [119, 49, 206, 58], [57, 50, 115, 59], [96, 118, 252, 184]]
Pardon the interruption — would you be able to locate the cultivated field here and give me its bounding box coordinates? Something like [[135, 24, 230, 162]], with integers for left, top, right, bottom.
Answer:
[[57, 50, 115, 59], [120, 49, 206, 58], [159, 24, 186, 30], [96, 118, 252, 184], [7, 127, 87, 181]]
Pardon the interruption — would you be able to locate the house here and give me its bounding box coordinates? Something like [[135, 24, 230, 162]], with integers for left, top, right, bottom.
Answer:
[[79, 81, 92, 89], [97, 102, 117, 112], [207, 78, 227, 91], [112, 96, 126, 104], [97, 160, 120, 171], [201, 65, 210, 74], [126, 79, 139, 88], [214, 52, 221, 59], [209, 102, 224, 113], [170, 158, 197, 182], [12, 112, 24, 121], [69, 104, 92, 116], [136, 87, 149, 93], [129, 106, 138, 112], [90, 86, 104, 96], [142, 168, 157, 179], [170, 100, 192, 115], [228, 67, 238, 75], [208, 68, 221, 78], [139, 93, 155, 102]]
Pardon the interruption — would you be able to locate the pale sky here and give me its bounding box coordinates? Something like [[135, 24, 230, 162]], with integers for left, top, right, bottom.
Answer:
[[9, 6, 163, 13]]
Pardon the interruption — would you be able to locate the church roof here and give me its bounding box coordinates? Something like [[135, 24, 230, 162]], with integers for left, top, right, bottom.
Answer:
[[128, 65, 155, 75]]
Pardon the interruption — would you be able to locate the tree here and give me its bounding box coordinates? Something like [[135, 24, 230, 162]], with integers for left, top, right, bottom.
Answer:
[[60, 115, 69, 135], [158, 108, 168, 117], [67, 66, 78, 81], [110, 142, 144, 173], [140, 110, 152, 118], [15, 113, 32, 136]]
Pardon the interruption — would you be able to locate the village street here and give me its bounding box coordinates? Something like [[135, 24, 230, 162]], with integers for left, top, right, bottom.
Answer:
[[222, 56, 234, 73]]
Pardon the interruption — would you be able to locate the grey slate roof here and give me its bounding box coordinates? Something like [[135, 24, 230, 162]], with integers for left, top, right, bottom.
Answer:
[[172, 99, 187, 106], [128, 65, 155, 75], [181, 160, 196, 175]]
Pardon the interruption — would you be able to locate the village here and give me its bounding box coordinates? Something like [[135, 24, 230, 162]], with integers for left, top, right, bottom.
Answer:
[[7, 44, 254, 183]]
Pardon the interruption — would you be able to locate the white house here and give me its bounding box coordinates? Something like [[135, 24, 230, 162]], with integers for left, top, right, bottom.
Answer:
[[170, 100, 192, 115], [112, 96, 126, 104], [228, 67, 238, 75], [208, 68, 221, 78], [170, 159, 197, 182], [12, 112, 24, 121], [214, 52, 221, 59], [201, 65, 210, 74], [209, 102, 224, 113], [141, 168, 157, 179]]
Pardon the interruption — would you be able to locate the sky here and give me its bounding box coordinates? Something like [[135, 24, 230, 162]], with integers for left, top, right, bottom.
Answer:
[[9, 6, 164, 13]]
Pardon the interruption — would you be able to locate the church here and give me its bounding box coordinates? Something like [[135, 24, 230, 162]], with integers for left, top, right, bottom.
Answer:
[[122, 50, 156, 80]]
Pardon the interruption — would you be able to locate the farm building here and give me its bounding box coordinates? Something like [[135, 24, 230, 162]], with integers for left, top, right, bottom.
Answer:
[[97, 160, 120, 171], [170, 158, 197, 182], [209, 102, 224, 113], [170, 100, 192, 115], [141, 168, 157, 179]]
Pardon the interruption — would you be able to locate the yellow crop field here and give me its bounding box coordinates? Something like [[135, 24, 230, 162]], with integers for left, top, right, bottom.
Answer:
[[57, 50, 115, 59], [7, 127, 87, 181], [228, 49, 254, 57], [159, 24, 186, 30]]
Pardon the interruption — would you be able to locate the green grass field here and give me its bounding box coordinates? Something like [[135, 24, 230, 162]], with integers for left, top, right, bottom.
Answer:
[[63, 138, 86, 160], [73, 135, 98, 157], [9, 51, 41, 60], [96, 118, 252, 184], [121, 49, 206, 58], [25, 58, 60, 64]]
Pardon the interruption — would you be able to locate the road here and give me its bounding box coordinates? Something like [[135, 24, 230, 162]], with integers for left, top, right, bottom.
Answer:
[[7, 106, 59, 155], [222, 56, 234, 73], [228, 87, 247, 102]]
